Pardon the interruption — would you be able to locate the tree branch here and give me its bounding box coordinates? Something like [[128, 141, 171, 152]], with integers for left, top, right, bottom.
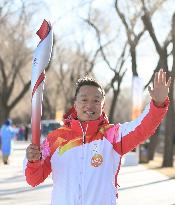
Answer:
[[142, 11, 162, 55], [8, 80, 31, 111]]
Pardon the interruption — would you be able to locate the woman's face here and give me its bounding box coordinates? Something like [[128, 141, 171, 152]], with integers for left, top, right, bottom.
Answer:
[[74, 85, 104, 121]]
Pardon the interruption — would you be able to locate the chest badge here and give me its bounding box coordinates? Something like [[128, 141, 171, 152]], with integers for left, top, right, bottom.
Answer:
[[91, 143, 103, 167], [91, 153, 103, 167]]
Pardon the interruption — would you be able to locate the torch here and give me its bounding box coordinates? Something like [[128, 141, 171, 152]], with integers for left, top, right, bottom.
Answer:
[[31, 20, 53, 146]]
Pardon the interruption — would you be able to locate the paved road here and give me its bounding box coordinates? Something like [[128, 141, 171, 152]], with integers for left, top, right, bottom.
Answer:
[[118, 164, 175, 205], [0, 141, 175, 205]]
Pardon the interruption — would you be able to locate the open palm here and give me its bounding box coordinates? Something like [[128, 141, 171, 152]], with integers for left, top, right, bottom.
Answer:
[[148, 69, 171, 105]]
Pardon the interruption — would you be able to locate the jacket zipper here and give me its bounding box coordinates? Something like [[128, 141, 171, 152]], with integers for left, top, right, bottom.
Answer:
[[79, 122, 88, 144], [79, 122, 88, 205]]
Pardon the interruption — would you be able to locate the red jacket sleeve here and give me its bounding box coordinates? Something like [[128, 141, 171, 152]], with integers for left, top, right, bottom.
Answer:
[[114, 98, 169, 155], [25, 138, 52, 187], [25, 157, 51, 187]]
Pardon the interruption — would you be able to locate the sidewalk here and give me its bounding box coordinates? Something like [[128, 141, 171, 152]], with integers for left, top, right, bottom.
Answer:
[[0, 141, 175, 205], [0, 141, 52, 205], [118, 165, 175, 205]]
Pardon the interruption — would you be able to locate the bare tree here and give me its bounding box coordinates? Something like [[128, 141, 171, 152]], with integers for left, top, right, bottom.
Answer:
[[115, 0, 145, 77], [0, 0, 47, 124], [140, 0, 171, 161], [0, 4, 31, 123], [83, 16, 128, 123], [114, 0, 173, 162], [47, 38, 102, 114], [141, 1, 174, 167]]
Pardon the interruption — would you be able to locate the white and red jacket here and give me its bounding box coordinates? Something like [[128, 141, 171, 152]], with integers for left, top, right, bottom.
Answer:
[[25, 99, 169, 205]]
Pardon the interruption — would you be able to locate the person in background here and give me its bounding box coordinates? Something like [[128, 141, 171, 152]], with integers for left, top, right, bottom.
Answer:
[[25, 69, 170, 205], [17, 125, 25, 141], [24, 125, 29, 141], [0, 119, 18, 164]]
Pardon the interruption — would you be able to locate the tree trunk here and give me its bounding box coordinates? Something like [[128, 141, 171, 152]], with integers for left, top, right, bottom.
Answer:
[[130, 45, 138, 76], [163, 13, 175, 167], [147, 127, 160, 161], [163, 98, 174, 167], [109, 89, 120, 123], [0, 102, 10, 124], [161, 50, 174, 167]]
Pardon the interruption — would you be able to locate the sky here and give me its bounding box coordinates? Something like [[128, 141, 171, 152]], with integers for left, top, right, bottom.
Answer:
[[30, 0, 175, 90]]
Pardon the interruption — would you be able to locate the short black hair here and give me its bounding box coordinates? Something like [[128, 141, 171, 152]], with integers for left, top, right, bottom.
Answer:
[[75, 76, 105, 98]]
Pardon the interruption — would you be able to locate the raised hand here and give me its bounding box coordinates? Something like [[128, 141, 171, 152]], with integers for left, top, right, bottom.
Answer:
[[148, 69, 171, 106]]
